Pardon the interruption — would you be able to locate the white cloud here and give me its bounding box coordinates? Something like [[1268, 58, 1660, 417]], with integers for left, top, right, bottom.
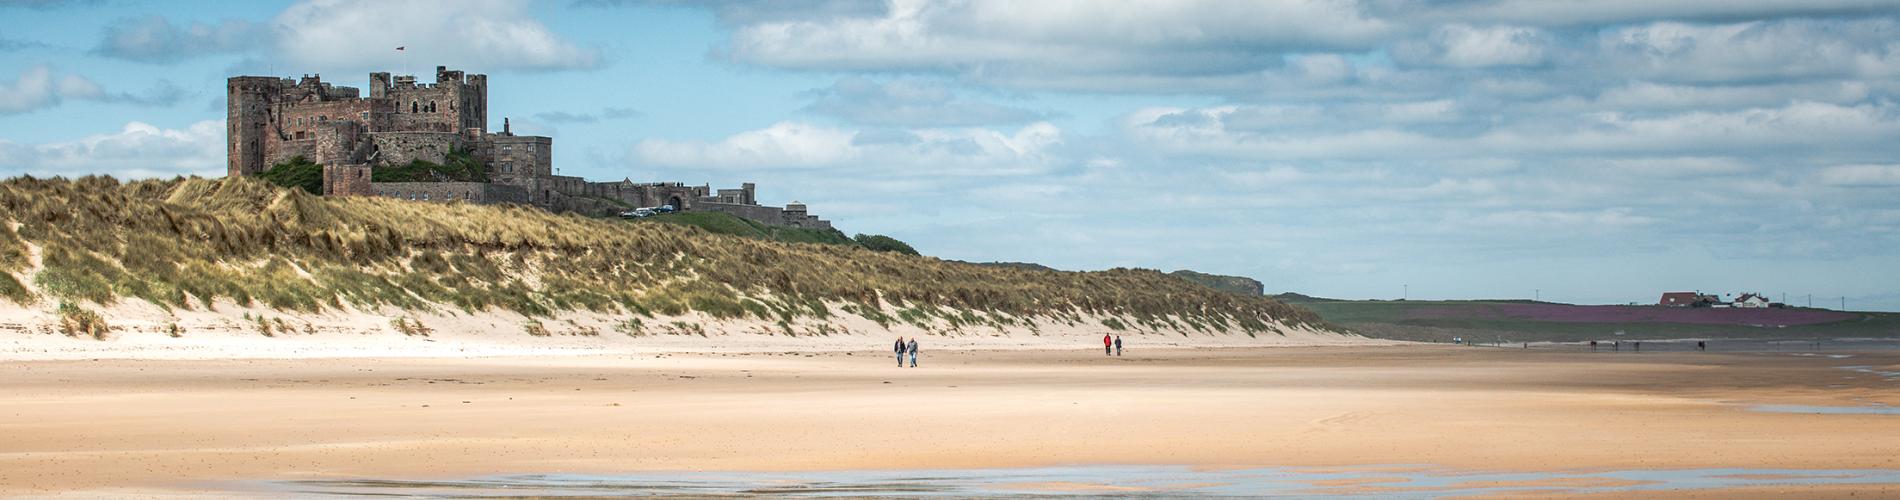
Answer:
[[92, 15, 273, 63], [634, 122, 861, 169], [87, 0, 599, 73], [0, 65, 178, 115], [573, 0, 890, 25], [1397, 0, 1900, 28], [1395, 24, 1549, 68], [631, 121, 1064, 174], [1821, 164, 1900, 186], [723, 0, 1391, 79], [1122, 101, 1900, 162], [801, 77, 1050, 126], [0, 65, 65, 114], [1597, 19, 1897, 83], [0, 120, 225, 178], [273, 0, 601, 73]]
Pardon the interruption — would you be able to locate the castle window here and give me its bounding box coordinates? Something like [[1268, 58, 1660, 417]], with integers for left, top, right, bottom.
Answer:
[[412, 102, 418, 113], [361, 112, 369, 120], [429, 101, 436, 113], [527, 145, 535, 153]]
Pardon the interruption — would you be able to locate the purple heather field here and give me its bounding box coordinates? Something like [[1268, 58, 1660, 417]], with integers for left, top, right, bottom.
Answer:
[[1403, 304, 1857, 327]]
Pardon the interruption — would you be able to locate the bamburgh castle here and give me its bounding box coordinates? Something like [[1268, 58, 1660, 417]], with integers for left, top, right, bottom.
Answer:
[[226, 66, 830, 230]]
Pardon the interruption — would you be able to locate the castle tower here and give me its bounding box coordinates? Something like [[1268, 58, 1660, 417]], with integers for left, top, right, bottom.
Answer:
[[227, 76, 284, 178]]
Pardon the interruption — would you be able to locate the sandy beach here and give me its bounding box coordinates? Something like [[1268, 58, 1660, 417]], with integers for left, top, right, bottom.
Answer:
[[3, 340, 1898, 498]]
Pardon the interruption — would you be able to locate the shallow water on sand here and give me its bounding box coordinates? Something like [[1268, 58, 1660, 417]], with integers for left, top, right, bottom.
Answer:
[[266, 465, 1900, 498], [1527, 338, 1900, 352]]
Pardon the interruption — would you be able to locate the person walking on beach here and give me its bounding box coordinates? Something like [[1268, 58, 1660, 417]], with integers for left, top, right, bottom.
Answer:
[[895, 337, 906, 367], [1115, 335, 1123, 356], [1104, 333, 1113, 355], [907, 337, 919, 367]]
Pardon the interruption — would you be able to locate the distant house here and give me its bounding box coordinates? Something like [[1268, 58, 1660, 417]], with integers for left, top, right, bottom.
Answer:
[[1733, 293, 1770, 308], [1659, 292, 1719, 307]]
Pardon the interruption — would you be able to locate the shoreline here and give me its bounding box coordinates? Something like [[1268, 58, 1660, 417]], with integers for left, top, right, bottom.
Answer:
[[5, 345, 1898, 498]]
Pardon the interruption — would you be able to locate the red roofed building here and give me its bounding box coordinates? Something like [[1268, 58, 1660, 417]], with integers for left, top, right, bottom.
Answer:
[[1659, 292, 1718, 307], [1733, 293, 1770, 308]]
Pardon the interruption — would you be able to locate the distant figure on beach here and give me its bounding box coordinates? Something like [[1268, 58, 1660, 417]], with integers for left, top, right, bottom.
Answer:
[[1613, 341, 1619, 352], [1115, 336, 1123, 356], [907, 338, 919, 367], [1590, 341, 1597, 351], [1698, 341, 1706, 351], [895, 337, 906, 367], [1104, 334, 1113, 355], [1634, 341, 1641, 352]]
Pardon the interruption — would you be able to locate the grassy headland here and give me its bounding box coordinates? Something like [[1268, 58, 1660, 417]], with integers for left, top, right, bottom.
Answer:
[[0, 175, 1332, 338], [626, 211, 857, 247]]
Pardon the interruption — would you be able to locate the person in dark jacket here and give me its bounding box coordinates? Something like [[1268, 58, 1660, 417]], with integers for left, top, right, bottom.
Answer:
[[907, 338, 919, 367], [1115, 335, 1122, 356], [895, 337, 906, 367]]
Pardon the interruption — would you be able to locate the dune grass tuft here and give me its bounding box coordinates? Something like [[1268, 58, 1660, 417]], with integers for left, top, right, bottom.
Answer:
[[55, 301, 109, 340]]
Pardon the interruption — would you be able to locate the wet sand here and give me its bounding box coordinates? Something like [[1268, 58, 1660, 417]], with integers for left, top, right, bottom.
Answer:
[[2, 345, 1898, 498]]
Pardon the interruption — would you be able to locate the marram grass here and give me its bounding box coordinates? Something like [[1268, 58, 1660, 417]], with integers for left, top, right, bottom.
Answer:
[[0, 175, 1334, 335]]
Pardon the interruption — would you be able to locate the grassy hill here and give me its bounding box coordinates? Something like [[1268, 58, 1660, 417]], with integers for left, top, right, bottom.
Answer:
[[625, 211, 856, 247], [1170, 270, 1263, 296], [0, 175, 1333, 337], [1300, 299, 1900, 342]]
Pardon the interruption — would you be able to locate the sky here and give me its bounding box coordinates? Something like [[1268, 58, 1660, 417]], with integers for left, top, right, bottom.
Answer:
[[3, 0, 1900, 312]]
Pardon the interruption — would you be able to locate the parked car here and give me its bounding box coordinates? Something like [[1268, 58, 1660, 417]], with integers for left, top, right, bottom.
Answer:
[[656, 205, 676, 213], [619, 208, 657, 218]]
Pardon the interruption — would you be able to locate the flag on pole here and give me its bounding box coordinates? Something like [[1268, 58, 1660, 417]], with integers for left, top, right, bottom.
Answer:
[[396, 46, 405, 50]]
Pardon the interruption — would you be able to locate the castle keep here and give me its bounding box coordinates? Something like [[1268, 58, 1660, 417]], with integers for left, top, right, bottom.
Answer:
[[226, 67, 831, 230]]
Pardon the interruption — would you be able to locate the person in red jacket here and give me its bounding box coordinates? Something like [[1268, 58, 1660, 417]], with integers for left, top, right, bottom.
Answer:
[[1104, 333, 1112, 355]]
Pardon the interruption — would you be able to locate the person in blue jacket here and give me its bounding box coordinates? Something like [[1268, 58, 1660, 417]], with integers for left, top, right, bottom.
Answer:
[[907, 337, 919, 367]]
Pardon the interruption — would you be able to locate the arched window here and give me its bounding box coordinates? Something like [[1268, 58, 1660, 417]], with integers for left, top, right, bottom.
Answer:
[[411, 102, 418, 113]]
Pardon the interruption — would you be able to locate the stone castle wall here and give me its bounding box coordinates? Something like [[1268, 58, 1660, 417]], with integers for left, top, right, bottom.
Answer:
[[324, 164, 373, 196], [368, 132, 468, 167], [230, 67, 832, 231], [697, 202, 834, 231]]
